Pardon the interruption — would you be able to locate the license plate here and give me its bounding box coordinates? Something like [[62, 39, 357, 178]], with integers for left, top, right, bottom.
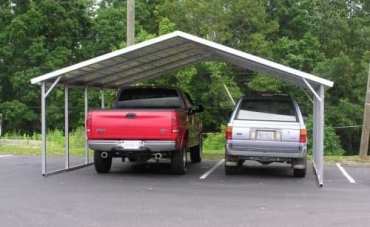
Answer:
[[256, 131, 275, 141], [120, 140, 142, 150]]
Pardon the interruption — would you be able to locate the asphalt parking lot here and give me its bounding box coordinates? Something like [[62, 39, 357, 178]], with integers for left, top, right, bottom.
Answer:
[[1, 155, 370, 227]]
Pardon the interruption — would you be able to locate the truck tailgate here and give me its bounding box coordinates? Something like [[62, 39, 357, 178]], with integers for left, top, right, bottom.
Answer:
[[88, 109, 175, 140]]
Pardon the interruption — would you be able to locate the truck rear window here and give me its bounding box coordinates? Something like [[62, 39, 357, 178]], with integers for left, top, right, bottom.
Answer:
[[116, 88, 183, 108], [236, 99, 297, 122]]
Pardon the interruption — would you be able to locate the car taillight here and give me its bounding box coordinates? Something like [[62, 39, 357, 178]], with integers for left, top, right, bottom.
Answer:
[[299, 129, 307, 143], [225, 126, 233, 140]]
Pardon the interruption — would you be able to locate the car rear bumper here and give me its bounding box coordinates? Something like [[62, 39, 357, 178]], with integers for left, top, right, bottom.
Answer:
[[225, 140, 306, 159], [88, 140, 176, 152]]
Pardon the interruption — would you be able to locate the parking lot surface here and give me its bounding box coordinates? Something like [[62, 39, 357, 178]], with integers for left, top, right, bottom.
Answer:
[[1, 155, 370, 227]]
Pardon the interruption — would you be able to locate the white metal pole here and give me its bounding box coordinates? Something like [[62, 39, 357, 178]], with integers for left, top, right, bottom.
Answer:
[[223, 84, 235, 105], [317, 85, 325, 186], [41, 82, 47, 175], [313, 85, 325, 186], [84, 87, 89, 164], [101, 90, 105, 109], [64, 85, 69, 169], [313, 94, 317, 166]]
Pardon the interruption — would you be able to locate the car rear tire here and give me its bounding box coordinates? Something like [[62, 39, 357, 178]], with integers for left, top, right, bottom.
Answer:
[[171, 147, 188, 174], [293, 168, 306, 177], [190, 136, 202, 163], [225, 154, 240, 175], [293, 158, 307, 178], [94, 150, 112, 174]]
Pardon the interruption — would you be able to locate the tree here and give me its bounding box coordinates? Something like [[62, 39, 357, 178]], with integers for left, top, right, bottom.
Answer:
[[1, 0, 370, 155]]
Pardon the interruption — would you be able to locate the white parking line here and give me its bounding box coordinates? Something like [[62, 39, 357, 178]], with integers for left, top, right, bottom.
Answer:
[[0, 154, 14, 159], [336, 163, 356, 184], [200, 159, 224, 180]]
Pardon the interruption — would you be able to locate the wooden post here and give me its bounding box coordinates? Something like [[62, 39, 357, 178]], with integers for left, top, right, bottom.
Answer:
[[127, 0, 135, 46], [359, 63, 370, 159]]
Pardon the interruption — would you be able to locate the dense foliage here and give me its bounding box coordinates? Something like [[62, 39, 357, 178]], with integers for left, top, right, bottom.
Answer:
[[0, 0, 369, 155]]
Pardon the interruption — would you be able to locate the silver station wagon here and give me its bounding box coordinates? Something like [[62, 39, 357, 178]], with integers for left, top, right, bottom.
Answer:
[[225, 94, 307, 177]]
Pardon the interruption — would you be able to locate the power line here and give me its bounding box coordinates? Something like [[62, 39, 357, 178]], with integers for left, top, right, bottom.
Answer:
[[332, 125, 362, 129]]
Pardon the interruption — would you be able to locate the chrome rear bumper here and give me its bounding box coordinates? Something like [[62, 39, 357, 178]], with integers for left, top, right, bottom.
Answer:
[[88, 140, 176, 152], [226, 140, 306, 159]]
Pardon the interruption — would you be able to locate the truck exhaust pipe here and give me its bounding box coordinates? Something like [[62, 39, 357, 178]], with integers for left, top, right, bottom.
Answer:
[[100, 151, 109, 159], [153, 153, 162, 160]]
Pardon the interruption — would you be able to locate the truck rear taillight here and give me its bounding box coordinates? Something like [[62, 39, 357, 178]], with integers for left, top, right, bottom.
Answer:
[[86, 113, 92, 137], [171, 112, 179, 134], [299, 129, 307, 143], [225, 126, 233, 140]]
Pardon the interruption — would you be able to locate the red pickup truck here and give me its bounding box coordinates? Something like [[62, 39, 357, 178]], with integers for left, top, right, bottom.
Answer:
[[87, 87, 203, 174]]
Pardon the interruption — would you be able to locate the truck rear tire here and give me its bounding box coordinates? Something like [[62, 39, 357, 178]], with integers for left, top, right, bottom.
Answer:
[[94, 150, 112, 173], [171, 147, 188, 174], [190, 137, 202, 163]]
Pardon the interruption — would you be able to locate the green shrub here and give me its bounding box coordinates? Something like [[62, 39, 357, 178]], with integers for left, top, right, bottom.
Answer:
[[203, 125, 226, 151], [305, 116, 345, 155]]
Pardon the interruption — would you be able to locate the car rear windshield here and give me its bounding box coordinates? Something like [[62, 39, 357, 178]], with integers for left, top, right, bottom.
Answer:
[[236, 99, 298, 122], [116, 88, 183, 108]]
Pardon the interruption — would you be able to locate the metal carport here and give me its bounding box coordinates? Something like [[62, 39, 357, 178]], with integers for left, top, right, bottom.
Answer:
[[30, 31, 333, 186]]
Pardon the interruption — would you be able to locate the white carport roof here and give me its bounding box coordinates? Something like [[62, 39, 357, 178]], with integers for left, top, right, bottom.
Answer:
[[30, 31, 333, 89]]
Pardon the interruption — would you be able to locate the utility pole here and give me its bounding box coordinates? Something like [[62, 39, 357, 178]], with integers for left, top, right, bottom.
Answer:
[[359, 63, 370, 159], [127, 0, 135, 46]]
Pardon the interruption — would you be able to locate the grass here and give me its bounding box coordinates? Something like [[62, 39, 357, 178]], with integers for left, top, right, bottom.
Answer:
[[0, 129, 225, 159], [1, 130, 370, 165], [0, 128, 87, 156], [323, 155, 370, 166]]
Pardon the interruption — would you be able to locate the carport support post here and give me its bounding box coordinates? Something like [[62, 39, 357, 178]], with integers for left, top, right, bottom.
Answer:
[[84, 87, 89, 164], [41, 82, 47, 175], [64, 85, 69, 169], [101, 90, 105, 108], [313, 85, 325, 186]]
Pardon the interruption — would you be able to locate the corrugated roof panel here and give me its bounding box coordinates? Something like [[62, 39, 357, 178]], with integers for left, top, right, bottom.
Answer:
[[31, 31, 333, 88]]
